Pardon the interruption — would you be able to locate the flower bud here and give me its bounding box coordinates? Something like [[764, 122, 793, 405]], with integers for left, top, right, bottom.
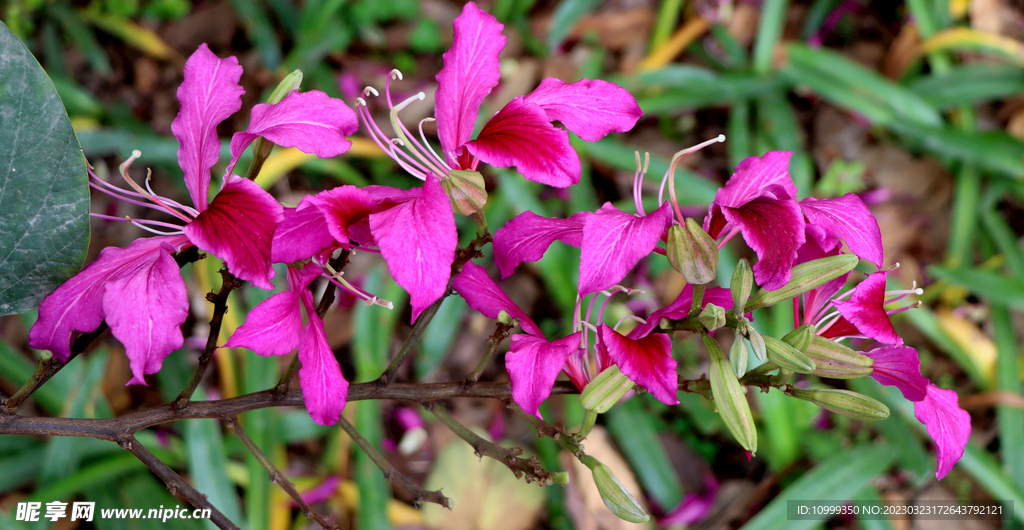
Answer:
[[781, 324, 815, 355], [667, 218, 719, 285], [497, 310, 514, 326], [441, 169, 488, 216], [763, 335, 816, 373], [579, 365, 635, 414], [804, 336, 873, 379], [744, 325, 767, 363], [698, 303, 726, 331], [704, 335, 757, 453], [745, 254, 859, 311], [731, 258, 754, 315], [787, 388, 890, 420], [267, 70, 304, 104], [581, 455, 650, 523], [730, 334, 749, 378], [551, 472, 570, 485]]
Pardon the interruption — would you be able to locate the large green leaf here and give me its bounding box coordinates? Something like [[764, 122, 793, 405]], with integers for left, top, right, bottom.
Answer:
[[0, 21, 89, 315]]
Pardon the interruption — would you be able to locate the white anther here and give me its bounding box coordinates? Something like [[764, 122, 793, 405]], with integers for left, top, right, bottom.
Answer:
[[363, 86, 379, 97], [355, 97, 367, 106], [390, 69, 403, 81]]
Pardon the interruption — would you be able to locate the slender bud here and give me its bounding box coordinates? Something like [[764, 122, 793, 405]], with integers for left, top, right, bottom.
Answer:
[[781, 324, 815, 354], [667, 219, 719, 285], [787, 388, 890, 420], [441, 169, 488, 216], [698, 303, 726, 331], [579, 365, 635, 414], [731, 258, 754, 315], [705, 335, 757, 453], [730, 334, 749, 378], [581, 455, 650, 523], [745, 255, 859, 312], [804, 335, 873, 379], [744, 325, 768, 363], [245, 70, 304, 181], [763, 335, 816, 373]]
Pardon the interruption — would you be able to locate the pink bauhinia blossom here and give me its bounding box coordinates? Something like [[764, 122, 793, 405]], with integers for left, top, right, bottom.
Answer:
[[30, 44, 357, 385]]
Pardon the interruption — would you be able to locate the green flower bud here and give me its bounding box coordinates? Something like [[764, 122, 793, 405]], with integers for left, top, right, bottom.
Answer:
[[579, 365, 635, 414], [731, 258, 754, 315], [745, 255, 859, 312], [267, 70, 304, 104], [245, 70, 304, 180], [698, 303, 726, 331], [705, 335, 757, 453], [667, 218, 719, 285], [804, 336, 873, 379], [581, 456, 650, 523], [730, 334, 749, 378], [781, 324, 815, 354], [763, 335, 816, 373], [497, 310, 514, 326], [441, 169, 488, 216], [787, 388, 890, 420], [744, 325, 767, 363]]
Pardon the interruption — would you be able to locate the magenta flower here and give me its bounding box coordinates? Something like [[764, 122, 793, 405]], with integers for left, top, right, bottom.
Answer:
[[354, 1, 642, 320], [29, 44, 357, 384]]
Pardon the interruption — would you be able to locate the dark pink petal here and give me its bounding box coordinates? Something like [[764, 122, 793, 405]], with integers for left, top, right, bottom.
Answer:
[[272, 198, 337, 264], [863, 345, 929, 402], [435, 1, 505, 166], [914, 384, 971, 480], [832, 271, 901, 345], [801, 194, 883, 268], [452, 261, 542, 337], [369, 175, 457, 322], [599, 324, 678, 405], [226, 90, 358, 176], [578, 203, 673, 296], [310, 185, 375, 244], [104, 246, 189, 385], [506, 332, 581, 418], [185, 177, 284, 290], [298, 294, 348, 425], [714, 151, 797, 208], [627, 285, 736, 339], [721, 197, 806, 290], [224, 290, 303, 356], [465, 97, 580, 187], [363, 185, 421, 208], [29, 236, 188, 362], [171, 44, 245, 210], [492, 210, 590, 278], [522, 78, 643, 141]]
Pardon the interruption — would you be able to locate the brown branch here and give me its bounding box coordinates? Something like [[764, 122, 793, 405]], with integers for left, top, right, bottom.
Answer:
[[466, 321, 515, 383], [176, 268, 241, 409]]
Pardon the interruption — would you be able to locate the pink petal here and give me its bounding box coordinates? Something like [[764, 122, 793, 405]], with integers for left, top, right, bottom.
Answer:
[[721, 197, 806, 290], [185, 177, 283, 290], [628, 285, 738, 339], [272, 197, 336, 264], [863, 345, 929, 402], [298, 294, 349, 425], [224, 290, 303, 356], [451, 261, 543, 337], [506, 332, 581, 418], [801, 194, 883, 268], [369, 175, 457, 322], [914, 384, 971, 480], [435, 1, 505, 166], [797, 239, 848, 323], [465, 97, 580, 187], [523, 78, 643, 141], [492, 210, 590, 278], [309, 185, 376, 244], [599, 324, 678, 405], [226, 90, 358, 176], [832, 271, 901, 345], [103, 247, 189, 385], [171, 44, 245, 210], [363, 185, 422, 207], [714, 151, 798, 208], [29, 236, 189, 362], [578, 202, 673, 296]]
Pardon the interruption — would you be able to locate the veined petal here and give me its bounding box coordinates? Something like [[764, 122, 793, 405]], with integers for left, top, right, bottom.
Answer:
[[523, 78, 643, 141], [185, 177, 284, 290], [914, 384, 971, 480], [171, 44, 244, 210], [721, 197, 806, 290], [465, 97, 580, 187], [864, 345, 929, 402], [599, 324, 678, 405], [832, 272, 901, 345], [104, 247, 189, 385], [492, 210, 590, 278], [507, 332, 581, 418], [801, 194, 883, 268], [226, 90, 358, 176], [224, 290, 303, 356], [435, 1, 505, 165], [578, 203, 673, 296], [369, 174, 457, 322], [272, 197, 336, 264], [310, 185, 376, 244], [452, 261, 543, 337], [628, 285, 737, 339], [29, 236, 188, 362], [714, 151, 797, 208], [298, 295, 349, 426], [363, 185, 422, 207]]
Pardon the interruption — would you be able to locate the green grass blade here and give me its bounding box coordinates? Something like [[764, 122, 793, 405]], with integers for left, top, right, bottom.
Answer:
[[606, 398, 684, 510]]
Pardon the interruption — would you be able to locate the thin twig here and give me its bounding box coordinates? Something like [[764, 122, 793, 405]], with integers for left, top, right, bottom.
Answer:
[[466, 321, 515, 383], [226, 417, 338, 529], [176, 268, 241, 409]]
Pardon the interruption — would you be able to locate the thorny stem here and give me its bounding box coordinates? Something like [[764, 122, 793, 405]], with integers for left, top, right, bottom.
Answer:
[[466, 321, 515, 383], [176, 268, 241, 410], [226, 417, 339, 529], [336, 414, 453, 509]]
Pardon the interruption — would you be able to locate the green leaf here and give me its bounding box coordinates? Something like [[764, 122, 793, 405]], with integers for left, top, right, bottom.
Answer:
[[606, 398, 684, 509], [0, 21, 90, 315], [184, 389, 247, 529], [546, 0, 600, 52], [929, 265, 1024, 310], [909, 65, 1024, 109]]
